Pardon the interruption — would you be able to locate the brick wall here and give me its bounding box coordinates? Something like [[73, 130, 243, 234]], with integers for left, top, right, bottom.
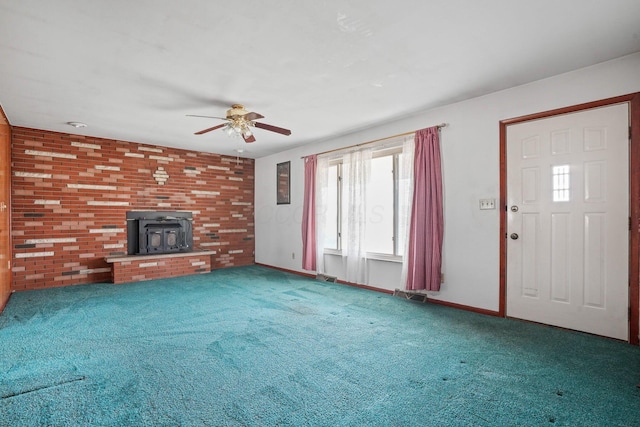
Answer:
[[11, 127, 254, 291]]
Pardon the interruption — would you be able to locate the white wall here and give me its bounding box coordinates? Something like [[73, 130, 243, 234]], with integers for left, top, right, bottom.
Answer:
[[255, 52, 640, 312]]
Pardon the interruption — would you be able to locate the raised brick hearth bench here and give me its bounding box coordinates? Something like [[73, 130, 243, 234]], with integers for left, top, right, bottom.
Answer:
[[105, 251, 214, 284]]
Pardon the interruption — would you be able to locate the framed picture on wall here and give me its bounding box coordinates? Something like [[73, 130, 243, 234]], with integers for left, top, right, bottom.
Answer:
[[276, 161, 290, 205]]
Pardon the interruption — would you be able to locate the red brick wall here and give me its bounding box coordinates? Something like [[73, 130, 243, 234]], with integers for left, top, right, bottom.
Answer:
[[11, 127, 254, 291]]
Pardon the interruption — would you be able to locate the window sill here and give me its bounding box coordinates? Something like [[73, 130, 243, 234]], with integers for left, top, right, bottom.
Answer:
[[366, 253, 402, 263], [322, 250, 402, 264]]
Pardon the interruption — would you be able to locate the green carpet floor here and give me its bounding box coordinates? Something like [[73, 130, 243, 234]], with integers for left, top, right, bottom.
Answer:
[[0, 265, 638, 426]]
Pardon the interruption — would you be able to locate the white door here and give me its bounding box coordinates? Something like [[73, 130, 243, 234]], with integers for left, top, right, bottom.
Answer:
[[506, 103, 629, 340]]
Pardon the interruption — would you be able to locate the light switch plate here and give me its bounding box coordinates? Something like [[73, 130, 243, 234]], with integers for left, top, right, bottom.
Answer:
[[479, 199, 496, 210]]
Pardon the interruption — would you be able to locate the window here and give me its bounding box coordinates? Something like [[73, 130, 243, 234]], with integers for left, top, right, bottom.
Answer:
[[324, 148, 408, 258], [366, 155, 394, 254], [552, 164, 570, 202], [323, 162, 341, 250]]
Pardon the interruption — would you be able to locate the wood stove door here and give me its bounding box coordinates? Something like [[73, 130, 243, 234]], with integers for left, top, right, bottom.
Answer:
[[145, 228, 164, 254]]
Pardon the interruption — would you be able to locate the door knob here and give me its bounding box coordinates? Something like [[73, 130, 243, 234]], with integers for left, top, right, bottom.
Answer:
[[510, 205, 519, 212], [510, 233, 519, 240]]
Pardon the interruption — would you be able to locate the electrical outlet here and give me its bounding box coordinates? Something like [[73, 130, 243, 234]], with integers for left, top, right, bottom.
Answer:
[[479, 199, 496, 210]]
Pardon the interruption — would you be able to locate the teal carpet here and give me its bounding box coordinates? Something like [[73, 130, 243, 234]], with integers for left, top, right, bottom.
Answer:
[[1, 265, 638, 426]]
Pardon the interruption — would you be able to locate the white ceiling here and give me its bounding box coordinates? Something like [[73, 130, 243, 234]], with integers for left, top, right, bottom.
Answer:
[[1, 1, 639, 158]]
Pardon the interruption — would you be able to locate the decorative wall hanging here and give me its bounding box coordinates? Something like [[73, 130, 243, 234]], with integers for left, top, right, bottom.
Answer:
[[153, 167, 169, 185], [277, 161, 290, 205]]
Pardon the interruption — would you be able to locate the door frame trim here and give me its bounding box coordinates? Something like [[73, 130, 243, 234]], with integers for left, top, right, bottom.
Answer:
[[499, 93, 640, 345], [0, 105, 11, 313]]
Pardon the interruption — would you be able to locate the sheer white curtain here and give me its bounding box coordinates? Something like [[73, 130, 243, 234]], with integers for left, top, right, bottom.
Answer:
[[315, 137, 416, 286], [399, 136, 415, 286], [341, 147, 372, 284], [315, 155, 330, 274]]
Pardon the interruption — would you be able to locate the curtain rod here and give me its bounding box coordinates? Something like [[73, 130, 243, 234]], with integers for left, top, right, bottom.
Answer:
[[301, 123, 447, 159]]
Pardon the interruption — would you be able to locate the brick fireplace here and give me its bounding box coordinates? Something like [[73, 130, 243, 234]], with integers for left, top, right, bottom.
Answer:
[[10, 127, 255, 290]]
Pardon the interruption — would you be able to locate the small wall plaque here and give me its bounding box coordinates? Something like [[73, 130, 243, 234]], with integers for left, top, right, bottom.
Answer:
[[153, 167, 169, 185], [276, 161, 290, 205]]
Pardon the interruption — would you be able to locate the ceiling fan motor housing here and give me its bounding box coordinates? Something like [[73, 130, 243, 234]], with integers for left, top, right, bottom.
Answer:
[[227, 104, 248, 118]]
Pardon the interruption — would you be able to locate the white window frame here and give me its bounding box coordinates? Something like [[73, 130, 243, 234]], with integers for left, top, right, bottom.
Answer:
[[323, 146, 404, 262], [323, 159, 342, 255]]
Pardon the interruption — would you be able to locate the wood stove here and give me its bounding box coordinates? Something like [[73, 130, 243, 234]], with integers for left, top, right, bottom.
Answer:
[[126, 211, 193, 255]]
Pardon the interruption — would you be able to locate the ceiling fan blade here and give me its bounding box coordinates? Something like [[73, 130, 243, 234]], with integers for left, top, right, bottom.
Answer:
[[253, 121, 292, 136], [244, 112, 264, 121], [243, 134, 256, 143], [186, 114, 228, 120], [194, 123, 226, 135]]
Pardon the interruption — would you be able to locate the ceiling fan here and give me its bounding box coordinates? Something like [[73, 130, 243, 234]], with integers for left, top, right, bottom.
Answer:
[[188, 104, 291, 143]]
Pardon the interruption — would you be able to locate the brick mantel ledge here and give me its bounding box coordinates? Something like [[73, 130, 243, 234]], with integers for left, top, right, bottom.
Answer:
[[105, 250, 215, 284], [105, 250, 215, 264]]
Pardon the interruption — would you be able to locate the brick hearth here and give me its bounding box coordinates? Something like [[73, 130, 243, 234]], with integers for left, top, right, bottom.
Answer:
[[106, 251, 214, 284]]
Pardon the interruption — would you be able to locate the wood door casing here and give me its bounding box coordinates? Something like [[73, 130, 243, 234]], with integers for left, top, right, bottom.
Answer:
[[0, 105, 11, 312]]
